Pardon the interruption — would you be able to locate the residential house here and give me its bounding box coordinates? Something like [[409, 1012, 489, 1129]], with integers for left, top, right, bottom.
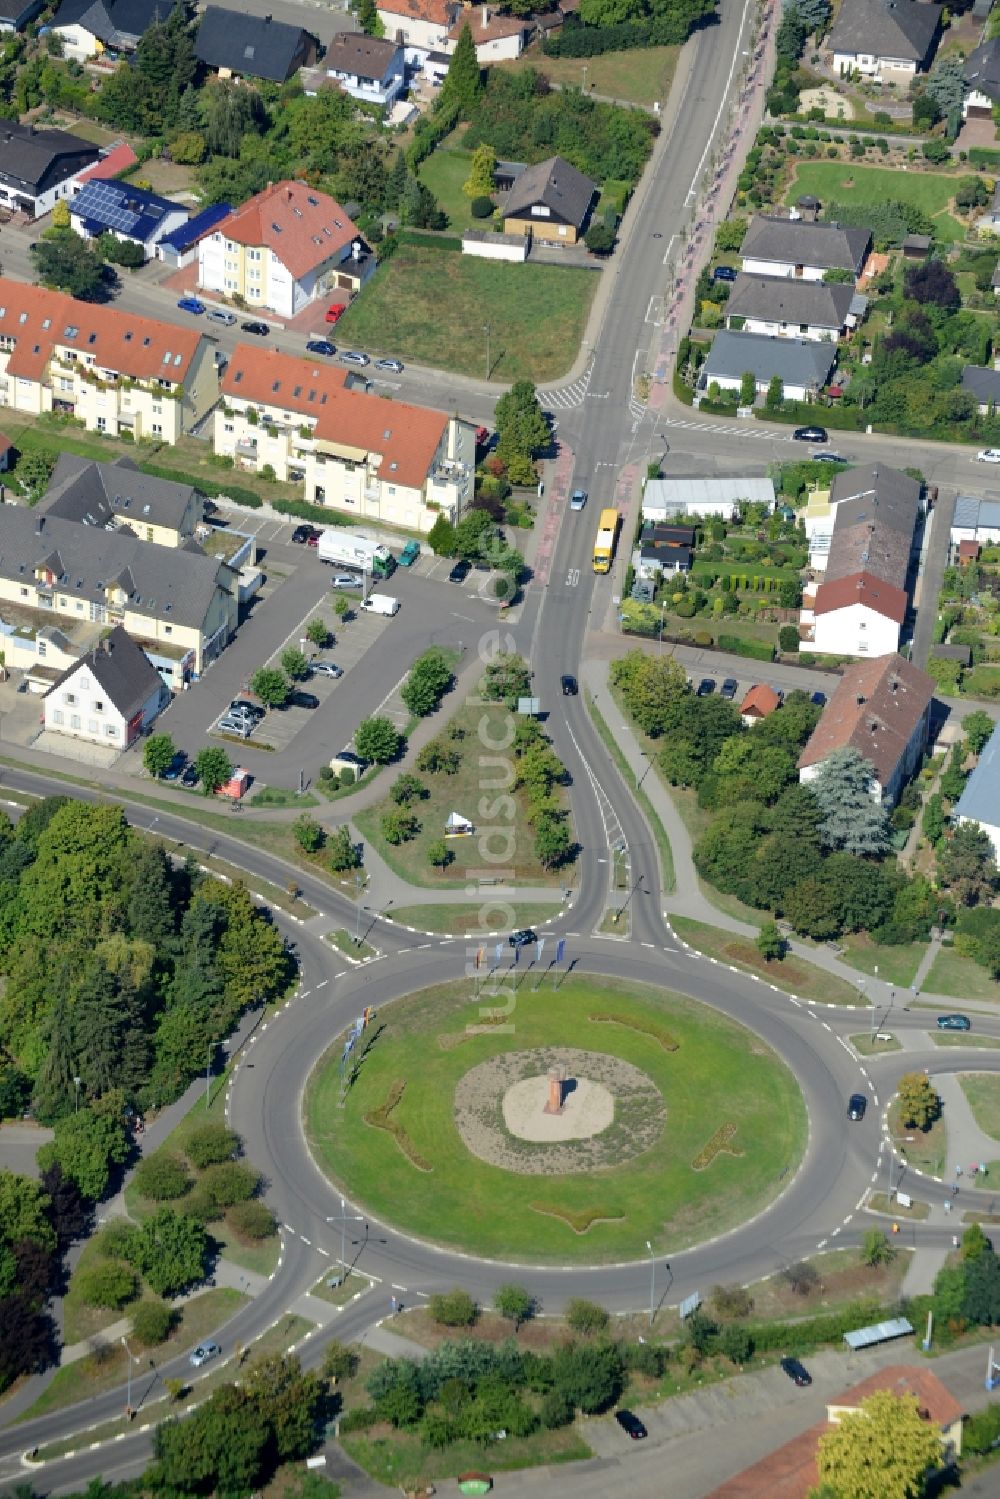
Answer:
[[700, 330, 836, 403], [0, 278, 219, 443], [739, 215, 871, 282], [631, 522, 695, 581], [194, 7, 317, 82], [976, 182, 1000, 234], [494, 160, 527, 192], [642, 475, 775, 522], [956, 540, 981, 568], [965, 37, 1000, 117], [954, 719, 1000, 863], [156, 203, 232, 270], [0, 0, 44, 30], [828, 0, 942, 82], [71, 142, 139, 193], [705, 1364, 961, 1498], [740, 683, 782, 726], [0, 505, 238, 684], [0, 121, 99, 219], [961, 363, 1000, 415], [43, 625, 167, 749], [501, 155, 597, 246], [951, 495, 1000, 547], [198, 180, 373, 320], [806, 461, 919, 571], [71, 179, 188, 260], [1, 621, 82, 688], [801, 463, 921, 657], [37, 453, 203, 549], [724, 273, 855, 342], [447, 4, 530, 62], [325, 32, 406, 109], [797, 656, 934, 808], [50, 0, 183, 60], [214, 345, 475, 533], [376, 0, 457, 56]]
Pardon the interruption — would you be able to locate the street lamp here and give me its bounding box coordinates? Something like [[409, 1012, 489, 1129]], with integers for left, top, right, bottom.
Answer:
[[327, 1196, 364, 1281], [205, 1044, 213, 1106], [483, 323, 492, 383], [122, 1335, 139, 1417], [646, 1240, 655, 1326], [73, 1076, 82, 1114]]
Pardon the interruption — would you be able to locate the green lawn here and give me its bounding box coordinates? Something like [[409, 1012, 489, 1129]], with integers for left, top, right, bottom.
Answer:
[[305, 976, 806, 1263], [889, 1100, 947, 1176], [925, 946, 1000, 1004], [838, 934, 925, 988], [343, 1425, 591, 1489], [326, 928, 377, 961], [961, 1075, 1000, 1141], [333, 246, 598, 383], [672, 916, 864, 1007], [786, 162, 966, 244], [387, 901, 565, 935], [850, 1032, 902, 1056], [418, 145, 482, 231], [499, 42, 678, 108]]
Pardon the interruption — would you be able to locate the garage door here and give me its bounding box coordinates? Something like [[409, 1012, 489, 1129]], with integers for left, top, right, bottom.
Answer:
[[967, 104, 992, 119]]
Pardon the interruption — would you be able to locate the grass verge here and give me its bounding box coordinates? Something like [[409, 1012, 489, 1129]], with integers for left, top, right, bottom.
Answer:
[[671, 915, 863, 1007], [386, 900, 565, 935], [838, 933, 925, 988], [325, 928, 378, 962], [933, 1033, 1000, 1049], [586, 691, 675, 892], [888, 1100, 947, 1176], [499, 41, 678, 107], [850, 1032, 902, 1056], [341, 1425, 591, 1489], [925, 946, 1000, 1004], [867, 1191, 930, 1219], [310, 1269, 372, 1306], [250, 786, 318, 808], [959, 1075, 1000, 1140]]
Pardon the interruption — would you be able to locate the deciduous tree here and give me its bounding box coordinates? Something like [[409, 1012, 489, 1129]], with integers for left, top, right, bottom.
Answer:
[[193, 746, 232, 796], [355, 716, 402, 764], [250, 667, 290, 710], [816, 1389, 942, 1499], [143, 733, 176, 779], [896, 1072, 940, 1130]]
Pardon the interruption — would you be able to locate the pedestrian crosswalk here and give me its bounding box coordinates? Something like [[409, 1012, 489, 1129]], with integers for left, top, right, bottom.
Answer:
[[539, 368, 592, 410], [664, 416, 796, 443]]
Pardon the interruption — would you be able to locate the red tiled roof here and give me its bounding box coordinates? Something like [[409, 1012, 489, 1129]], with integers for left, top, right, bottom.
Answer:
[[222, 346, 449, 489], [74, 143, 139, 186], [213, 180, 361, 280], [448, 6, 528, 40], [812, 570, 907, 626], [0, 278, 201, 385], [833, 1365, 962, 1428], [377, 0, 455, 23], [797, 652, 934, 785], [740, 683, 782, 719]]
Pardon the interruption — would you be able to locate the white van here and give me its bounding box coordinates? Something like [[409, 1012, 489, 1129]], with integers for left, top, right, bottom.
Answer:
[[360, 594, 400, 616]]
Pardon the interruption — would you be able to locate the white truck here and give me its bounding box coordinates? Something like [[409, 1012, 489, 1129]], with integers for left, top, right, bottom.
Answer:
[[316, 529, 395, 579], [360, 593, 400, 617]]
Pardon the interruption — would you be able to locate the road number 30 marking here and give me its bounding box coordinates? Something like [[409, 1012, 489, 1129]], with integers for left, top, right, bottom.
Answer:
[[566, 568, 580, 587]]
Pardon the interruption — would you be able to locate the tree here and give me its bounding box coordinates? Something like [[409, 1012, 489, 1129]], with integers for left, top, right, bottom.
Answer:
[[903, 257, 960, 314], [31, 234, 105, 299], [962, 1223, 991, 1261], [126, 1207, 207, 1296], [955, 175, 990, 212], [739, 370, 756, 406], [151, 1384, 269, 1495], [75, 1258, 137, 1309], [143, 733, 176, 780], [810, 748, 891, 856], [756, 921, 784, 962], [439, 23, 481, 118], [764, 375, 783, 410], [861, 1228, 896, 1267], [51, 200, 71, 230], [584, 223, 616, 256], [565, 1298, 609, 1335], [293, 815, 325, 853], [551, 1340, 622, 1413], [401, 648, 453, 717], [937, 821, 998, 906], [495, 1283, 533, 1330], [185, 1123, 238, 1169], [328, 827, 361, 872], [429, 1288, 478, 1326], [535, 809, 572, 869], [250, 667, 290, 710], [355, 715, 402, 764], [0, 1171, 55, 1253], [37, 1102, 129, 1201], [334, 593, 351, 622], [382, 810, 420, 845], [963, 1248, 1000, 1326], [193, 746, 232, 796], [306, 618, 330, 649], [796, 0, 830, 31], [13, 449, 56, 504], [494, 380, 549, 472], [323, 1339, 358, 1382], [391, 773, 427, 806], [816, 1390, 943, 1499], [427, 515, 457, 556], [132, 1298, 175, 1346], [133, 1152, 190, 1202], [964, 710, 995, 756], [428, 838, 453, 872], [244, 1352, 323, 1461], [356, 0, 382, 33], [926, 54, 966, 120], [896, 1072, 940, 1130], [281, 647, 310, 681], [463, 141, 496, 198]]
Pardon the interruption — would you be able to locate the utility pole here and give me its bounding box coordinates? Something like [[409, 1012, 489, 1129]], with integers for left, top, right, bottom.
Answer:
[[646, 1239, 655, 1326], [122, 1336, 138, 1417], [205, 1045, 212, 1106], [483, 323, 492, 382], [327, 1196, 363, 1282]]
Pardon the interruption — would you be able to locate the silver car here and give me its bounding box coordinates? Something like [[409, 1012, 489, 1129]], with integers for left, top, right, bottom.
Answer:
[[206, 309, 237, 326], [189, 1342, 221, 1368], [312, 661, 343, 678], [331, 574, 363, 589], [340, 351, 370, 367], [218, 715, 252, 737]]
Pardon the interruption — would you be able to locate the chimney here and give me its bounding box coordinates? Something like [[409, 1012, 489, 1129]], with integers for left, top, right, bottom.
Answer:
[[482, 3, 488, 24]]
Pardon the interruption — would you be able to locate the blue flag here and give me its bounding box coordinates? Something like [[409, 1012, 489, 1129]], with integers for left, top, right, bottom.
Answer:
[[556, 938, 566, 963]]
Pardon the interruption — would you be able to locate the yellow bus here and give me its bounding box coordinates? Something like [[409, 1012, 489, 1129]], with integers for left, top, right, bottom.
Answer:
[[593, 508, 619, 574]]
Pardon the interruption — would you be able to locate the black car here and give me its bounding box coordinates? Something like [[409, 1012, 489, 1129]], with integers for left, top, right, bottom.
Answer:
[[163, 753, 186, 781], [561, 674, 578, 696], [240, 320, 269, 336], [811, 452, 849, 464], [449, 559, 471, 584], [181, 764, 200, 787], [614, 1410, 647, 1440], [780, 1357, 812, 1387], [291, 524, 317, 544], [697, 678, 716, 697], [509, 928, 537, 949], [289, 690, 319, 710], [792, 425, 827, 443], [848, 1093, 867, 1122], [230, 698, 264, 721], [720, 678, 738, 700], [712, 265, 737, 282]]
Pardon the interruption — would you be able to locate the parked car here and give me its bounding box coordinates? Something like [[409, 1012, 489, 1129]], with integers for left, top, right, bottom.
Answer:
[[614, 1410, 647, 1439], [206, 309, 237, 326], [375, 357, 404, 373], [331, 573, 362, 589], [189, 1342, 221, 1368], [810, 691, 826, 707], [780, 1357, 811, 1387], [341, 350, 370, 366], [811, 452, 849, 464], [177, 297, 205, 315], [848, 1093, 867, 1121], [241, 320, 269, 336], [937, 1013, 971, 1031], [561, 674, 578, 695], [720, 678, 738, 700], [306, 339, 336, 358], [399, 540, 420, 567], [312, 661, 343, 678], [570, 489, 588, 511], [325, 303, 347, 324], [449, 559, 471, 584], [509, 928, 537, 949], [696, 678, 716, 697], [162, 753, 186, 781], [977, 449, 1000, 464], [229, 699, 264, 722], [289, 690, 319, 709], [181, 764, 200, 787], [306, 532, 321, 547], [712, 265, 737, 282], [218, 715, 253, 737], [291, 524, 318, 544], [792, 425, 827, 443]]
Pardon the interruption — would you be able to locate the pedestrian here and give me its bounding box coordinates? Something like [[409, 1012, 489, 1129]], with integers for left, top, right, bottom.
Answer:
[[892, 1221, 900, 1234], [956, 1165, 963, 1178], [953, 1184, 960, 1197]]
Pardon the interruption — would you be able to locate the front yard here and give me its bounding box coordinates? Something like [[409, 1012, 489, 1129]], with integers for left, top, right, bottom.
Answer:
[[784, 162, 966, 244], [333, 245, 598, 382], [499, 42, 679, 109]]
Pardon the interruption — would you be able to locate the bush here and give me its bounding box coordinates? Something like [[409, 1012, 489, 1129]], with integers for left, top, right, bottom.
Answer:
[[711, 1284, 754, 1319], [185, 1124, 239, 1169], [471, 195, 494, 218], [76, 1258, 138, 1310], [565, 1298, 609, 1335], [338, 1405, 380, 1433], [428, 1288, 478, 1326], [779, 624, 800, 654], [226, 1200, 276, 1240], [196, 1161, 259, 1209], [130, 1298, 175, 1347], [97, 1219, 138, 1259], [540, 1388, 574, 1428], [717, 633, 775, 662], [132, 1151, 190, 1202]]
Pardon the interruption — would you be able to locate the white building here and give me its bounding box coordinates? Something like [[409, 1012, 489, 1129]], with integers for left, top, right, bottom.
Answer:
[[828, 0, 942, 82], [377, 0, 457, 55], [642, 476, 776, 522], [324, 32, 406, 109], [0, 121, 98, 219], [461, 230, 528, 262], [951, 495, 1000, 548], [739, 216, 871, 283], [43, 626, 167, 750], [954, 720, 1000, 863], [724, 274, 855, 343]]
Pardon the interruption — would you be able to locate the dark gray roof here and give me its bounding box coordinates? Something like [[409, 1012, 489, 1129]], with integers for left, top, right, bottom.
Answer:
[[0, 121, 98, 197], [37, 453, 196, 535], [961, 364, 1000, 404], [829, 0, 941, 64], [829, 462, 921, 511], [194, 6, 316, 81], [740, 215, 871, 273], [326, 31, 402, 81], [826, 465, 920, 590], [955, 720, 1000, 832], [52, 0, 182, 46], [0, 507, 233, 630], [965, 37, 1000, 100], [703, 330, 836, 389], [953, 494, 1000, 532], [726, 273, 854, 328], [46, 624, 163, 718], [503, 155, 597, 231]]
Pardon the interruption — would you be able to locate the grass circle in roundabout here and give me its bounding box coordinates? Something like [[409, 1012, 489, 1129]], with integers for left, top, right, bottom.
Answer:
[[305, 976, 807, 1264]]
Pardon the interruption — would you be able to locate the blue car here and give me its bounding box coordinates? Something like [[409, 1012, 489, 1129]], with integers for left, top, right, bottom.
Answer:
[[163, 753, 187, 781], [177, 297, 205, 316], [306, 340, 336, 358]]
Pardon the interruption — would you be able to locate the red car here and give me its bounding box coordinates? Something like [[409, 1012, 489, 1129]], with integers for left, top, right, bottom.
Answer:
[[325, 304, 347, 325], [306, 531, 321, 547]]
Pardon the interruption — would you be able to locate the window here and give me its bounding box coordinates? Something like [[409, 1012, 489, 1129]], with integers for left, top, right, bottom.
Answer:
[[64, 692, 76, 705], [107, 725, 117, 737], [37, 640, 45, 658], [96, 417, 106, 432], [224, 422, 234, 433], [19, 587, 27, 597], [70, 714, 80, 730], [94, 699, 104, 712], [152, 424, 162, 436], [88, 720, 97, 735], [53, 709, 63, 725], [164, 625, 172, 635]]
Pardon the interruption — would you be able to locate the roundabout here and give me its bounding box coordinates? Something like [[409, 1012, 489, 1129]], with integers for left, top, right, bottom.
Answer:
[[304, 974, 807, 1264]]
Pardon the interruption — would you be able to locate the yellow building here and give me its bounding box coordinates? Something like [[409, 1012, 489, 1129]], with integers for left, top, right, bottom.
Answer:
[[502, 156, 598, 247]]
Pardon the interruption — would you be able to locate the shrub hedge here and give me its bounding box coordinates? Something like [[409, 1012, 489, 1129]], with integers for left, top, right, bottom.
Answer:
[[717, 633, 775, 662]]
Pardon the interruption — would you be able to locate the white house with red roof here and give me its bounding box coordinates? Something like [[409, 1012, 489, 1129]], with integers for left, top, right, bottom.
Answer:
[[447, 5, 529, 61], [214, 346, 476, 532], [377, 0, 458, 54], [198, 180, 373, 319]]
